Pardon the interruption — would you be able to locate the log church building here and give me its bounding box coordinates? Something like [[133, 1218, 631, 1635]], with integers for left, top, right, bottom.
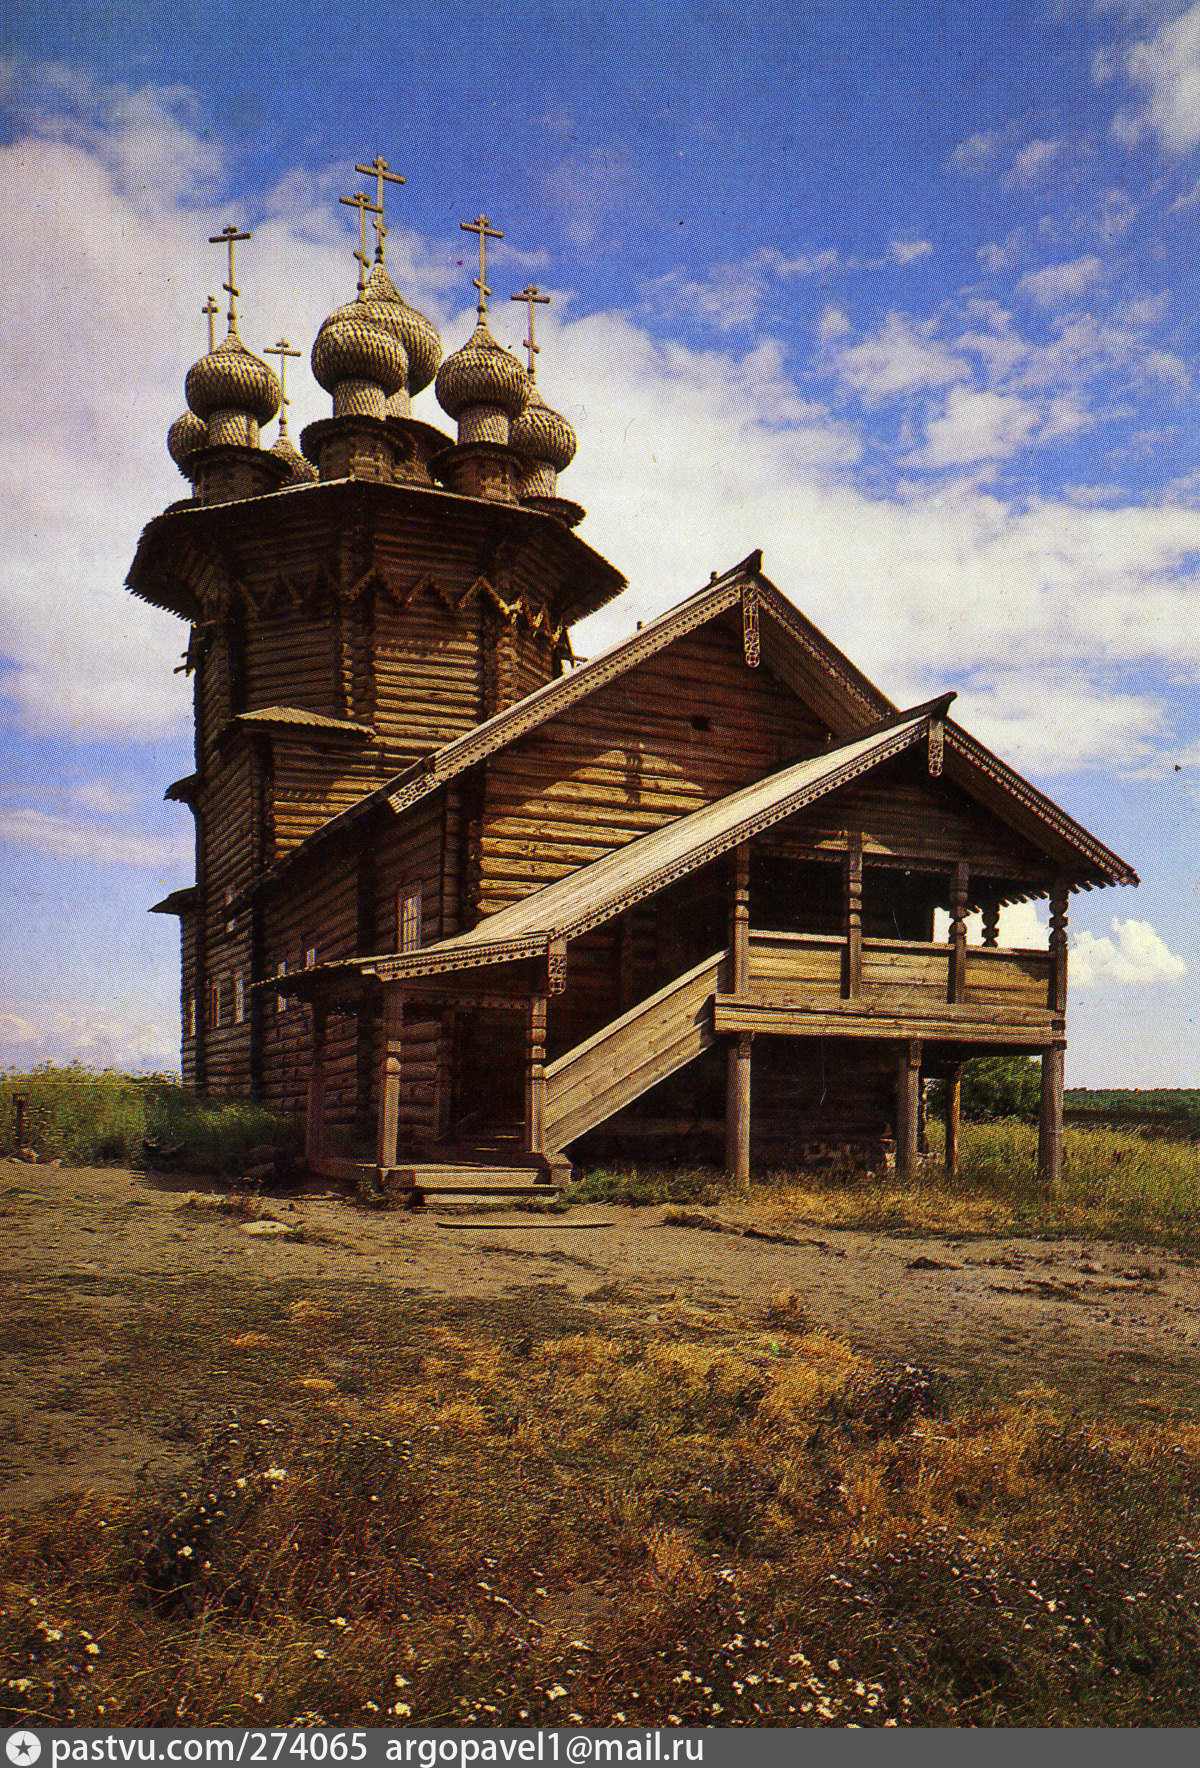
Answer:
[[128, 164, 1137, 1197]]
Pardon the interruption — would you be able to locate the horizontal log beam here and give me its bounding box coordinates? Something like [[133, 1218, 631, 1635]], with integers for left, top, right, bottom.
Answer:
[[713, 995, 1064, 1046]]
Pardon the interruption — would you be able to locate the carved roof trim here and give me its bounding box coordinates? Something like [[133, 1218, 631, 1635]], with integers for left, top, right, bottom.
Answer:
[[943, 725, 1139, 886]]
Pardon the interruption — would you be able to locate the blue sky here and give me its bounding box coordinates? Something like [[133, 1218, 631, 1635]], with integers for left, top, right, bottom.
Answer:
[[2, 0, 1199, 1082]]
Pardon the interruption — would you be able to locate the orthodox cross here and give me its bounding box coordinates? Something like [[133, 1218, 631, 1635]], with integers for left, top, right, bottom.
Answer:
[[264, 339, 301, 437], [511, 284, 550, 379], [339, 190, 381, 294], [460, 214, 503, 318], [208, 224, 251, 331], [356, 156, 405, 263], [202, 294, 219, 354]]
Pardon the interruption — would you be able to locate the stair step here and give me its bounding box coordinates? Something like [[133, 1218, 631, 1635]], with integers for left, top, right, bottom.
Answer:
[[390, 1165, 559, 1198]]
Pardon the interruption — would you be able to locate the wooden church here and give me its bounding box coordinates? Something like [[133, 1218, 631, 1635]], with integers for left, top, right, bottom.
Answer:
[[129, 173, 1137, 1197]]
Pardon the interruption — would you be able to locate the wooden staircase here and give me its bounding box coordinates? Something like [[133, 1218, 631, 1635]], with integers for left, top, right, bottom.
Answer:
[[545, 950, 725, 1154]]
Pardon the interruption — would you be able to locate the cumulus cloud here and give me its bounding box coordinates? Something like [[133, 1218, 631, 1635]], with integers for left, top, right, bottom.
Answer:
[[1004, 137, 1063, 188], [0, 809, 190, 868], [828, 312, 970, 402], [3, 64, 1200, 800], [1114, 0, 1200, 152], [1072, 918, 1189, 986], [0, 1005, 180, 1073], [1018, 255, 1105, 308]]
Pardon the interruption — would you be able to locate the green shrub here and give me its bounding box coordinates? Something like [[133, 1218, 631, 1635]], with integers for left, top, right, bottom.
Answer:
[[0, 1063, 300, 1174], [960, 1055, 1041, 1122]]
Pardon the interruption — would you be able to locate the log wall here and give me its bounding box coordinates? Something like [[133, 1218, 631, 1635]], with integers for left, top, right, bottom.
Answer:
[[474, 617, 826, 916]]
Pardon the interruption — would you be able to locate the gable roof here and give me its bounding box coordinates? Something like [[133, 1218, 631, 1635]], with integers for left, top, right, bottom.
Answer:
[[943, 723, 1138, 891], [290, 704, 942, 990], [262, 550, 897, 884]]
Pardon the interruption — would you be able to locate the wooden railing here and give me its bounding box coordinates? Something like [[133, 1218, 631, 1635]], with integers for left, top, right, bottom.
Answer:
[[709, 930, 1059, 1044]]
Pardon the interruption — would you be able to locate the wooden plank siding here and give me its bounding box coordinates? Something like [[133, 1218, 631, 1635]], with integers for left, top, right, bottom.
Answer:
[[474, 617, 827, 916]]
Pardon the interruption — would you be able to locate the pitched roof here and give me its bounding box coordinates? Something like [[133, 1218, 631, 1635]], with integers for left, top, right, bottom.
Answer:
[[294, 705, 942, 989], [262, 550, 896, 882], [943, 723, 1138, 890]]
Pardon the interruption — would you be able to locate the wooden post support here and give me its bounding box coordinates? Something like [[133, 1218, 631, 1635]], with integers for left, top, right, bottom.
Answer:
[[945, 1062, 963, 1178], [730, 843, 751, 994], [1038, 1044, 1065, 1185], [525, 995, 548, 1158], [844, 832, 863, 1000], [726, 1032, 753, 1190], [895, 1040, 922, 1180], [948, 859, 969, 1004], [306, 1002, 327, 1173], [981, 897, 1000, 948], [1048, 883, 1069, 1014], [376, 990, 404, 1175]]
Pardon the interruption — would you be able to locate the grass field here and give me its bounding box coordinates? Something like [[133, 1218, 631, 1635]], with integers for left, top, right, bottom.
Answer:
[[1, 1280, 1198, 1728], [0, 1065, 299, 1175]]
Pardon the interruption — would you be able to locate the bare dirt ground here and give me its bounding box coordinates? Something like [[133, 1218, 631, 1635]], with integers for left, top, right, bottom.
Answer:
[[3, 1157, 1198, 1512]]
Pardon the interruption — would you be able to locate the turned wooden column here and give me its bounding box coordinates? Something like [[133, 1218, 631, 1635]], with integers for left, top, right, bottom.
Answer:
[[895, 1040, 922, 1180], [843, 833, 863, 999], [944, 1061, 963, 1178], [725, 845, 753, 1188], [525, 995, 548, 1159], [948, 860, 969, 1004], [1038, 883, 1069, 1185], [981, 897, 1000, 948], [306, 1001, 327, 1173], [376, 990, 404, 1174]]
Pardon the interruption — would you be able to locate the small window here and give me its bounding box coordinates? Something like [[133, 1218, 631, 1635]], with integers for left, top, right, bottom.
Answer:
[[186, 996, 196, 1039], [305, 947, 317, 970], [690, 714, 712, 733], [399, 890, 422, 953], [276, 959, 287, 1011], [210, 978, 222, 1030], [234, 974, 245, 1025]]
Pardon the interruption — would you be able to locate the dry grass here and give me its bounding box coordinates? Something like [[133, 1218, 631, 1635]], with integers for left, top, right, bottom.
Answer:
[[2, 1279, 1199, 1728], [573, 1118, 1200, 1250]]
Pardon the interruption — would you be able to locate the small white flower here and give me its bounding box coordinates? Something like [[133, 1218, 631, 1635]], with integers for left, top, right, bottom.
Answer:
[[262, 1467, 288, 1483], [394, 1675, 410, 1688], [177, 1546, 193, 1559], [313, 1649, 328, 1660], [85, 1643, 100, 1657], [9, 1678, 32, 1692], [393, 1703, 412, 1718], [546, 1684, 567, 1700]]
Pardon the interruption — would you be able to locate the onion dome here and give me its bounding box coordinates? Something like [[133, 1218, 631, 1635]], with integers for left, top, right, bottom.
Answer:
[[185, 332, 282, 448], [360, 264, 443, 400], [435, 320, 529, 444], [311, 306, 407, 421], [270, 433, 318, 485], [511, 382, 577, 497], [167, 409, 208, 477]]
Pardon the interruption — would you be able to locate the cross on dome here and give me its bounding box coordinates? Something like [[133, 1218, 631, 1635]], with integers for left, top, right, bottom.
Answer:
[[460, 214, 503, 318], [511, 284, 551, 379], [356, 156, 405, 264], [339, 190, 381, 294], [208, 224, 252, 333], [201, 295, 219, 354], [264, 339, 302, 437]]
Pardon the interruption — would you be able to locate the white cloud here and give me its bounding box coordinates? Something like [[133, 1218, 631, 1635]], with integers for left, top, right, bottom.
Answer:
[[1114, 0, 1200, 152], [0, 1006, 180, 1074], [1004, 137, 1063, 188], [891, 239, 934, 265], [1018, 255, 1105, 308], [816, 302, 851, 344], [1072, 917, 1189, 986], [915, 385, 1042, 468], [830, 312, 970, 402], [0, 808, 190, 868]]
